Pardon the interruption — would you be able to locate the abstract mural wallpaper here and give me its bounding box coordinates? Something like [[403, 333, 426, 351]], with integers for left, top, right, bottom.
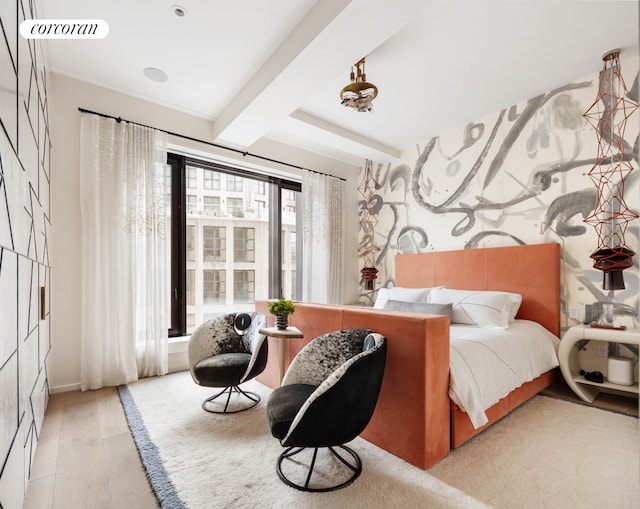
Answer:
[[359, 58, 639, 333], [0, 1, 51, 507]]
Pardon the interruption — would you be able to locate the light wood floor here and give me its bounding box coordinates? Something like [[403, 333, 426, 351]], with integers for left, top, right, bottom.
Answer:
[[23, 387, 158, 509], [22, 378, 637, 509]]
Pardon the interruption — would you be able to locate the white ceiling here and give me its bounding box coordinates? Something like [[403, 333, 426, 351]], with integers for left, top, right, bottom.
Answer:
[[42, 0, 640, 168]]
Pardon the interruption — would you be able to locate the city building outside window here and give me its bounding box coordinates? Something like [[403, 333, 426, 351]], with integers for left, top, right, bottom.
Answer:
[[203, 226, 226, 262], [290, 230, 296, 263], [203, 196, 220, 217], [186, 269, 195, 306], [203, 169, 220, 190], [186, 225, 195, 262], [166, 153, 301, 336], [203, 269, 226, 304], [186, 194, 197, 215], [186, 167, 197, 189], [227, 197, 243, 217], [227, 175, 243, 192], [234, 270, 255, 303], [234, 227, 255, 262]]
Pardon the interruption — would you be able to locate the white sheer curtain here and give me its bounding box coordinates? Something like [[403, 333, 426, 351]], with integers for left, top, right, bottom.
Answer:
[[79, 113, 169, 390], [301, 170, 345, 304]]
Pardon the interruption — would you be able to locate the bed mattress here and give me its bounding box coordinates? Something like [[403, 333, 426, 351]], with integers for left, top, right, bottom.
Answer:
[[448, 319, 560, 428]]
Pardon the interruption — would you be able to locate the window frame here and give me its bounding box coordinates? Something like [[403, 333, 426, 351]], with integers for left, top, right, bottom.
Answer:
[[166, 153, 301, 337]]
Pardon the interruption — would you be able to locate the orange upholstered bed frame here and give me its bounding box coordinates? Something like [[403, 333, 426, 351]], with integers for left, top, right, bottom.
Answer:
[[257, 243, 561, 468], [395, 243, 561, 447]]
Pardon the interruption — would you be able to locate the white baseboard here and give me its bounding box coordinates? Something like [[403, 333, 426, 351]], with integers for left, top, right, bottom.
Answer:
[[50, 382, 82, 393], [49, 338, 190, 393], [168, 351, 189, 373]]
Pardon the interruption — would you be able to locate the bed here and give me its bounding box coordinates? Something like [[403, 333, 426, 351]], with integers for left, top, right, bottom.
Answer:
[[256, 243, 561, 468], [393, 242, 561, 447]]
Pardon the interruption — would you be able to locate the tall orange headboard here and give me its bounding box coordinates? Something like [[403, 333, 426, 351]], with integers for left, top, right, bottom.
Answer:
[[395, 243, 561, 336]]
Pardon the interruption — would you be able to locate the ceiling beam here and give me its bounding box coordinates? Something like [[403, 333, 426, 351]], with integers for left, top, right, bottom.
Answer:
[[287, 110, 401, 160], [212, 0, 426, 149]]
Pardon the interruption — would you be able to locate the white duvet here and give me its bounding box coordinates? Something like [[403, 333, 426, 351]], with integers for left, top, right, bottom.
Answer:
[[448, 319, 560, 429]]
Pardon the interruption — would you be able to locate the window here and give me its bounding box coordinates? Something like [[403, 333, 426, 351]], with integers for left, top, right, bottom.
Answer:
[[203, 196, 220, 216], [186, 269, 195, 306], [203, 226, 226, 262], [187, 167, 197, 189], [166, 153, 301, 336], [234, 270, 255, 303], [186, 225, 195, 262], [186, 194, 197, 215], [203, 270, 226, 304], [227, 197, 243, 217], [227, 175, 243, 192], [234, 227, 255, 262], [203, 169, 220, 190], [283, 205, 295, 223]]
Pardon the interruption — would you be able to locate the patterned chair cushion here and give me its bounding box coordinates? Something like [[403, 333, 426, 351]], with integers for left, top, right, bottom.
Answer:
[[282, 329, 371, 386]]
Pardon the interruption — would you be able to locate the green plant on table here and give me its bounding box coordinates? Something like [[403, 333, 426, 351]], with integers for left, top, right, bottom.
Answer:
[[267, 298, 295, 317]]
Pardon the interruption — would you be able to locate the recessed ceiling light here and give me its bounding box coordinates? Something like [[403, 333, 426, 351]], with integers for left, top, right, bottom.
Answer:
[[172, 5, 187, 17], [143, 67, 168, 83]]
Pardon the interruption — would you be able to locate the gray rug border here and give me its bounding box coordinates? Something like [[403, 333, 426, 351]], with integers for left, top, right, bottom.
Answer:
[[117, 384, 186, 509]]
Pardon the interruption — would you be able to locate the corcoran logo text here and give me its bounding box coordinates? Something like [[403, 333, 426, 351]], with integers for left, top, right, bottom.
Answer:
[[20, 19, 109, 39]]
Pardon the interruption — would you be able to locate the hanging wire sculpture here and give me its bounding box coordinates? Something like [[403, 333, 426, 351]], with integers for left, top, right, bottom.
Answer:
[[582, 49, 639, 290], [358, 159, 381, 290]]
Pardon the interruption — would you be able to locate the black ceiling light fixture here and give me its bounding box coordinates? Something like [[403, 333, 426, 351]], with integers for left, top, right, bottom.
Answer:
[[340, 58, 378, 112]]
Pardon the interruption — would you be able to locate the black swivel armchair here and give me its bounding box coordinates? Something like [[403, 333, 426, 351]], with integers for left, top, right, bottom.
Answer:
[[188, 312, 268, 413], [266, 328, 387, 491]]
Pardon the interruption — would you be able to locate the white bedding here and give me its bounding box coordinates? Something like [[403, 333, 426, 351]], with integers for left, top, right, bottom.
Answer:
[[448, 319, 559, 429]]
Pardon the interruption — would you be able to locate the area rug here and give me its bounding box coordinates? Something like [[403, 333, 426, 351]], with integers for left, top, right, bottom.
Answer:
[[119, 371, 639, 509]]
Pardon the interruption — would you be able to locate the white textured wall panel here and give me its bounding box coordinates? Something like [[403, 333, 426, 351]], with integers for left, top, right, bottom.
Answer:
[[0, 1, 51, 506], [0, 427, 24, 509], [0, 249, 17, 366], [20, 329, 39, 420], [0, 355, 18, 472]]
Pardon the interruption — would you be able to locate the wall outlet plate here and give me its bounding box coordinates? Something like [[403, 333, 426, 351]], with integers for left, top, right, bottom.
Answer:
[[569, 307, 579, 319], [597, 344, 608, 357]]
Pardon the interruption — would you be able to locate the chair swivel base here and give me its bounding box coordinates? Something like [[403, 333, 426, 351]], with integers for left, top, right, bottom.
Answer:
[[202, 385, 260, 413], [276, 445, 362, 492]]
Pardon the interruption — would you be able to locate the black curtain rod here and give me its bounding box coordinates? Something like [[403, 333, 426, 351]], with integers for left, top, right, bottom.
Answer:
[[78, 107, 346, 182]]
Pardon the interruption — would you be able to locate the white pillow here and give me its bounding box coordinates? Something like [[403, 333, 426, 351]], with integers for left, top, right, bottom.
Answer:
[[373, 286, 437, 309], [428, 288, 522, 329], [373, 288, 390, 309], [505, 293, 523, 323]]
